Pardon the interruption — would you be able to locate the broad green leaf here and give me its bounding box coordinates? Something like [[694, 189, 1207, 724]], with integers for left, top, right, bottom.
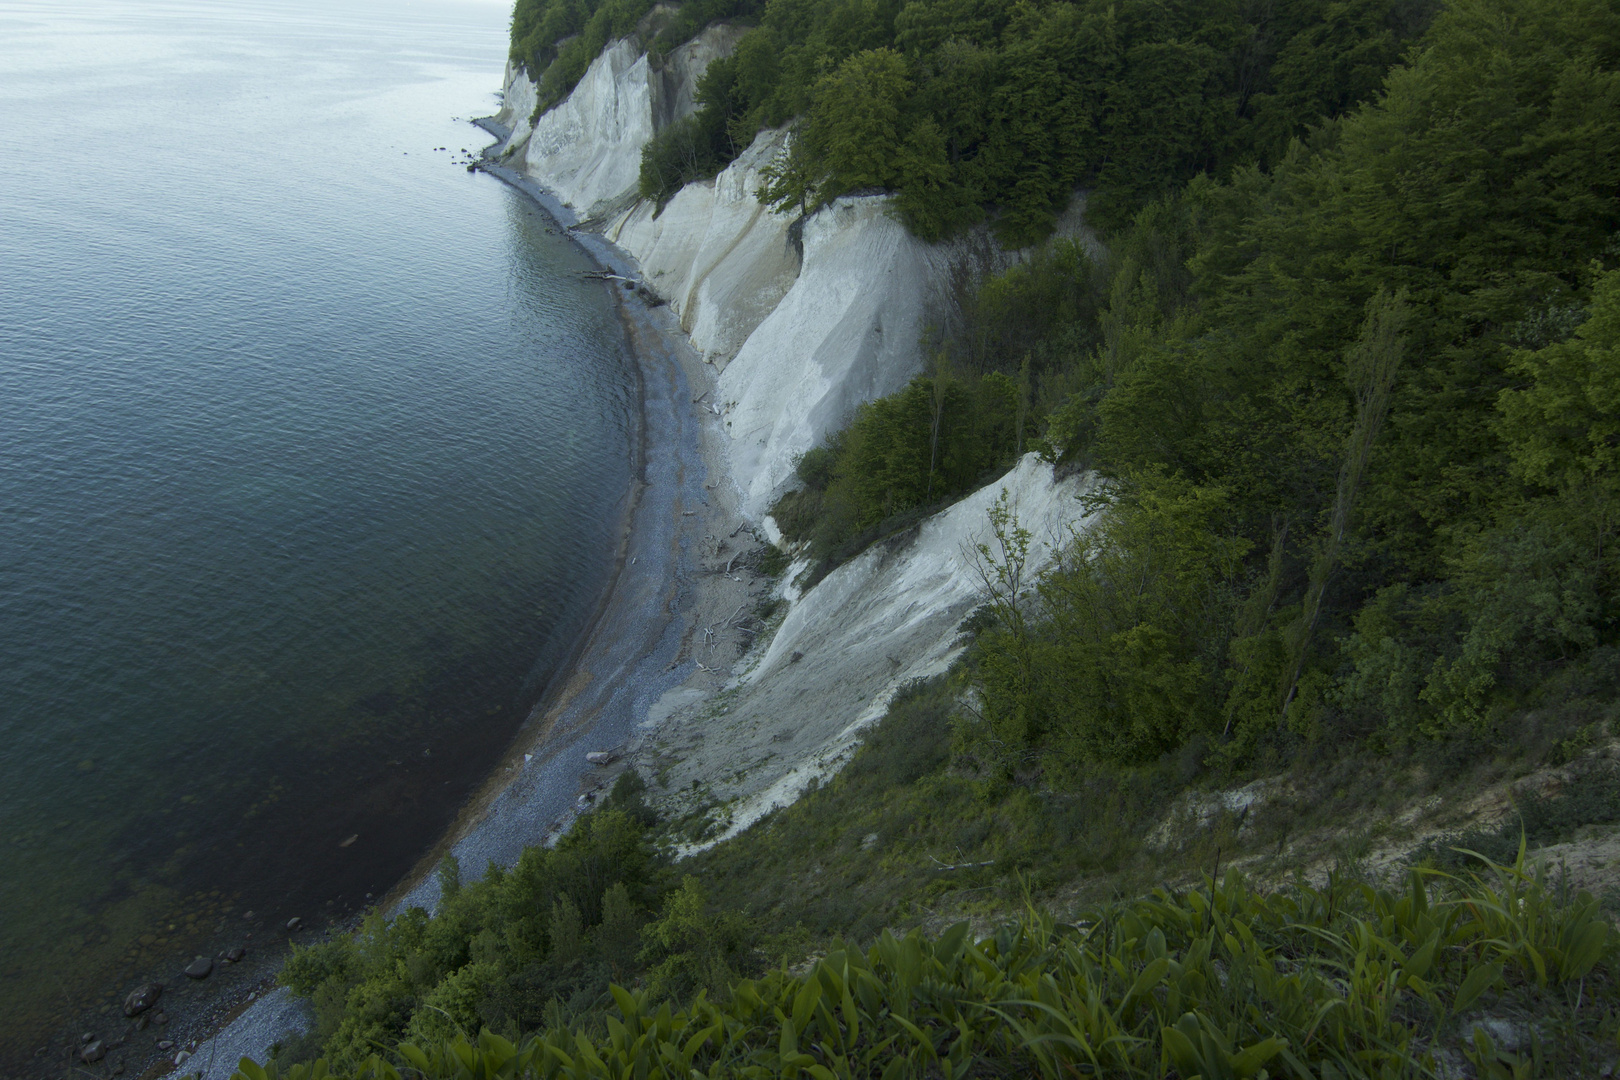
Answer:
[[1453, 961, 1503, 1014], [1231, 1037, 1287, 1078]]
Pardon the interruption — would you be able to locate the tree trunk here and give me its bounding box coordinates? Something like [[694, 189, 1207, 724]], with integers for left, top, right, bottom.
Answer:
[[1280, 289, 1410, 718]]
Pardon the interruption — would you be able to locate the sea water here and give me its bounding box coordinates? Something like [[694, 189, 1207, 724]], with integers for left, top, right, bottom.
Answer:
[[0, 0, 631, 1059]]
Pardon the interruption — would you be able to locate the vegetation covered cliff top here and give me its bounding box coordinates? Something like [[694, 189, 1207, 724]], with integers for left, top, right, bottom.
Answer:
[[517, 0, 1440, 242]]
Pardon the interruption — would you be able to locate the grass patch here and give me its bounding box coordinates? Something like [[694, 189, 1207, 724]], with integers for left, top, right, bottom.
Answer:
[[682, 676, 1179, 940]]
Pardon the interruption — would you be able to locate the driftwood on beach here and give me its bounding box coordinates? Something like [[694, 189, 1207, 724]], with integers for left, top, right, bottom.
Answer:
[[580, 269, 640, 285]]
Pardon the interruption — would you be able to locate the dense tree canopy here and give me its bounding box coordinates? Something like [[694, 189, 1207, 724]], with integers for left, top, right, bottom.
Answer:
[[759, 0, 1619, 775], [735, 0, 1441, 240], [952, 0, 1620, 768], [515, 0, 1438, 241]]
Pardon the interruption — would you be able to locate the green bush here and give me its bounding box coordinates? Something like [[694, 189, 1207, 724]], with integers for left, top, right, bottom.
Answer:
[[276, 778, 674, 1065], [972, 471, 1248, 766], [770, 370, 1030, 572]]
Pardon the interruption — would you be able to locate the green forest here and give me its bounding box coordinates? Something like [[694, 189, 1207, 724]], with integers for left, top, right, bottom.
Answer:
[[767, 0, 1620, 777], [246, 0, 1620, 1075]]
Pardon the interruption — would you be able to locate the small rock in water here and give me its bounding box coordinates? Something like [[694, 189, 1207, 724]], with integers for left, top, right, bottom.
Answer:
[[225, 947, 246, 962], [285, 917, 303, 932], [183, 956, 213, 979], [174, 1049, 192, 1066], [80, 1040, 106, 1064], [122, 982, 162, 1017], [111, 1059, 125, 1075], [133, 1015, 149, 1031], [81, 1033, 94, 1044], [154, 1012, 168, 1025], [339, 834, 358, 848], [156, 1041, 174, 1052]]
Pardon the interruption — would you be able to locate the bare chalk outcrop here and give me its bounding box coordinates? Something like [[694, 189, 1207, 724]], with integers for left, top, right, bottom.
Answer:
[[606, 127, 799, 371], [644, 455, 1098, 850]]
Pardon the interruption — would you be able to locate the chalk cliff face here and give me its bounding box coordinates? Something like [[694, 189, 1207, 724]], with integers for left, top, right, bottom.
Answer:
[[494, 59, 538, 156], [609, 133, 1086, 517], [606, 128, 799, 371], [505, 26, 746, 221], [716, 196, 980, 517]]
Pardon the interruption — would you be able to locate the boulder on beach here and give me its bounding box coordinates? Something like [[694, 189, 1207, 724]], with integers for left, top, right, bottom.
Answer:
[[122, 982, 162, 1017]]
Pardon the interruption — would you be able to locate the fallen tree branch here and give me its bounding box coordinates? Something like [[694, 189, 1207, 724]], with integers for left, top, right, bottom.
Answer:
[[928, 856, 996, 872]]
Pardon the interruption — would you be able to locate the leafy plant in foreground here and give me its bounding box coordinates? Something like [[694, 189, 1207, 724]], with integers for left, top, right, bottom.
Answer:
[[248, 846, 1617, 1080]]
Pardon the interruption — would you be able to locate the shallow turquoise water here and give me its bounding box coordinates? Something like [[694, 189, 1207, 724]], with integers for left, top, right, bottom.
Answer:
[[0, 0, 632, 1052]]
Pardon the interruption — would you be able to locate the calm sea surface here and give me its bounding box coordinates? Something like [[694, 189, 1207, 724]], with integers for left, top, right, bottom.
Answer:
[[0, 0, 632, 1056]]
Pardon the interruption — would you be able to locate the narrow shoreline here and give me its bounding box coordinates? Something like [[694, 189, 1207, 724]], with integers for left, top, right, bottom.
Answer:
[[184, 117, 762, 1080]]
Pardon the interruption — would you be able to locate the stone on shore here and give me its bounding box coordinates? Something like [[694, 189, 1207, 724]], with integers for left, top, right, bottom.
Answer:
[[122, 982, 162, 1017], [183, 956, 213, 979]]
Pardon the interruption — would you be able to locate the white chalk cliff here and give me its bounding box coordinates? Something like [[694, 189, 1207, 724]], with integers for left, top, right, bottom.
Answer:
[[501, 26, 746, 221], [715, 197, 984, 517], [504, 31, 1099, 820]]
